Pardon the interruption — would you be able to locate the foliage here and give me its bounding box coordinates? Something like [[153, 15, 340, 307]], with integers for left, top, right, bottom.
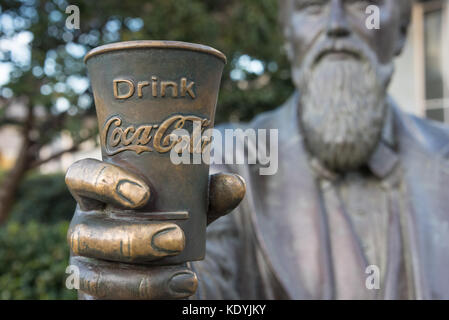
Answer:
[[0, 172, 76, 299], [1, 0, 294, 126], [0, 220, 76, 300], [10, 172, 76, 223], [0, 0, 295, 300]]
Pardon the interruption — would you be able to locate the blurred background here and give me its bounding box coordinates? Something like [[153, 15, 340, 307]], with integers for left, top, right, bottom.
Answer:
[[0, 0, 447, 299]]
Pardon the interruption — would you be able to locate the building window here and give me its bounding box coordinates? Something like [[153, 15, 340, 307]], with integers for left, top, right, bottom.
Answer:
[[414, 0, 449, 122]]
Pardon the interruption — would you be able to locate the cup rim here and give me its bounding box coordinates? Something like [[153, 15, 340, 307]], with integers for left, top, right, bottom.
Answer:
[[84, 40, 227, 64]]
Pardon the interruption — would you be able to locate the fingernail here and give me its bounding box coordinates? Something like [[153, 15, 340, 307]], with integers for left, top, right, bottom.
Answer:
[[152, 227, 185, 254], [116, 179, 150, 207], [169, 272, 198, 295]]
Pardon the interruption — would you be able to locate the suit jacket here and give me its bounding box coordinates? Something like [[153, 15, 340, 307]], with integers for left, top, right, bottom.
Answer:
[[192, 93, 449, 299]]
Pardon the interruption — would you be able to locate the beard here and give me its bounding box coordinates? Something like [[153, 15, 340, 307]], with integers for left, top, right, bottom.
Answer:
[[294, 37, 394, 172]]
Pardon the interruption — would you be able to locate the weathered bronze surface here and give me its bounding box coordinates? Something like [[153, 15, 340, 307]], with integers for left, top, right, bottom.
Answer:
[[83, 41, 225, 264], [65, 41, 246, 299], [66, 0, 449, 300], [71, 256, 198, 299], [69, 216, 185, 263], [66, 167, 245, 299]]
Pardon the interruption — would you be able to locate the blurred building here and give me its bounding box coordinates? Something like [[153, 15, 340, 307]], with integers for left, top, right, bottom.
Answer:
[[390, 0, 449, 121]]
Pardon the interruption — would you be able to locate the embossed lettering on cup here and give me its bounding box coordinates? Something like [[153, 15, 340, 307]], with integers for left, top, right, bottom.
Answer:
[[84, 41, 226, 264]]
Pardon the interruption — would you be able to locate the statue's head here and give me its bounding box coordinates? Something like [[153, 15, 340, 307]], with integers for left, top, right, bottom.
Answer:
[[279, 0, 411, 171]]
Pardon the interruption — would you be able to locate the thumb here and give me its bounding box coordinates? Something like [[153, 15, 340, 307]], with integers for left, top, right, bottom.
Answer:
[[207, 173, 246, 225]]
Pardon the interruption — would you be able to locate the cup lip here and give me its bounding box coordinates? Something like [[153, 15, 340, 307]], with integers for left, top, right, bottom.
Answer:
[[84, 40, 227, 64]]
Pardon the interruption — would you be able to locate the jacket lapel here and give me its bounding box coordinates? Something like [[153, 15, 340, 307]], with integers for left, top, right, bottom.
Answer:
[[393, 103, 449, 299], [245, 94, 333, 299]]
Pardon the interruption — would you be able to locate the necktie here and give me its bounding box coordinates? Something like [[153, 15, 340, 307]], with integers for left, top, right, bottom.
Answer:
[[320, 179, 374, 299]]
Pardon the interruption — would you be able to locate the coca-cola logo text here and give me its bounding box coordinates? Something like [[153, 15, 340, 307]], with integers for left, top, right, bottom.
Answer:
[[102, 114, 211, 156]]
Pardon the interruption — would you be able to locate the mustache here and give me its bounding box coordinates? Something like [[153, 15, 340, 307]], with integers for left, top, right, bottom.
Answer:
[[304, 38, 373, 68]]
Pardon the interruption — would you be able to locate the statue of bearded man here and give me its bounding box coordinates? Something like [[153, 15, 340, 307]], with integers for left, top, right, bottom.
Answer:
[[66, 0, 449, 299]]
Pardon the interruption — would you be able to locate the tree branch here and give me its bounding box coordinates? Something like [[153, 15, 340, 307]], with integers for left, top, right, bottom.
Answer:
[[29, 132, 96, 169]]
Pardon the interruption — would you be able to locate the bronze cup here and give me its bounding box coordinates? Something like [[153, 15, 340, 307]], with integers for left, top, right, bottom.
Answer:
[[84, 41, 226, 264]]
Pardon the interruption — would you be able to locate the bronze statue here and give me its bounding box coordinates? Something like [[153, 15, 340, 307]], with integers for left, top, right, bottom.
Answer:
[[66, 0, 449, 299], [75, 41, 228, 266]]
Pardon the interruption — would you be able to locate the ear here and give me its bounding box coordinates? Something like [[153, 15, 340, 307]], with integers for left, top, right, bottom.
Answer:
[[394, 22, 409, 56]]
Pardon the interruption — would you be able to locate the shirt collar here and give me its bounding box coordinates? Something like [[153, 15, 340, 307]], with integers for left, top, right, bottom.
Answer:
[[367, 103, 399, 179]]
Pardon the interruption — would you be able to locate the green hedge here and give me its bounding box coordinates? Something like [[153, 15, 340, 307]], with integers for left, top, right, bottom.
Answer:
[[10, 172, 76, 224], [0, 220, 77, 299], [0, 172, 77, 300]]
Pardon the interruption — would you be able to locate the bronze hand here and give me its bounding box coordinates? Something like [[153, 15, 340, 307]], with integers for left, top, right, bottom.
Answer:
[[65, 158, 245, 299]]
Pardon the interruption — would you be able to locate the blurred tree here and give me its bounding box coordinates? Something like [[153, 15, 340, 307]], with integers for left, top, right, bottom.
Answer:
[[0, 0, 293, 223]]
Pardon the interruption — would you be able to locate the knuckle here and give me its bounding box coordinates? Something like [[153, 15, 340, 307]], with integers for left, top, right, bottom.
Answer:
[[65, 159, 100, 192], [65, 162, 80, 188], [78, 269, 108, 298], [65, 158, 150, 209], [138, 276, 153, 299]]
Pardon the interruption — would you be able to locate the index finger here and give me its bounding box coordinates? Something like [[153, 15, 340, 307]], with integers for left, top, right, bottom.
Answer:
[[65, 158, 150, 211]]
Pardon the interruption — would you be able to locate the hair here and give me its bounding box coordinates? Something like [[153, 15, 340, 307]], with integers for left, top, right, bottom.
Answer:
[[278, 0, 412, 36]]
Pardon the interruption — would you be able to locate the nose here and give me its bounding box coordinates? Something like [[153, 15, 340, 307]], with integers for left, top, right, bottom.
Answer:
[[327, 0, 350, 38]]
